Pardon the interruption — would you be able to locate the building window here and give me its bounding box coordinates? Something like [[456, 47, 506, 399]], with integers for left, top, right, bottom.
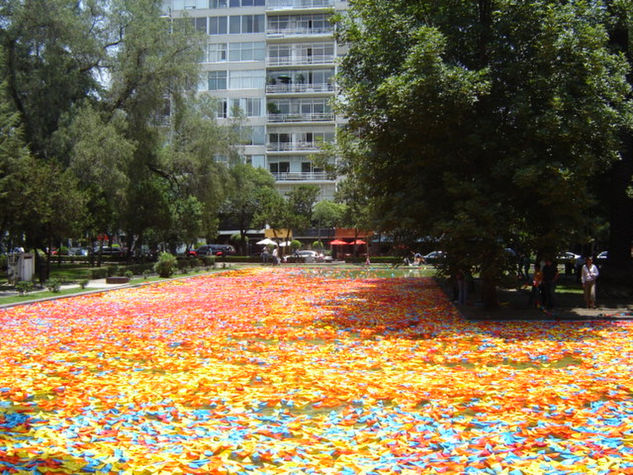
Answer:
[[228, 42, 265, 61], [195, 17, 207, 33], [250, 126, 265, 145], [208, 16, 228, 35], [208, 70, 227, 90], [268, 44, 291, 64], [209, 0, 227, 7], [242, 15, 264, 33], [207, 43, 227, 62], [228, 0, 264, 6], [229, 98, 264, 117], [229, 70, 265, 89], [270, 162, 290, 174], [228, 15, 264, 34], [216, 98, 228, 118], [229, 15, 241, 34]]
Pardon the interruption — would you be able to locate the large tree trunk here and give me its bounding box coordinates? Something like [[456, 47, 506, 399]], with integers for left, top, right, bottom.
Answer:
[[602, 1, 633, 294], [603, 133, 633, 293]]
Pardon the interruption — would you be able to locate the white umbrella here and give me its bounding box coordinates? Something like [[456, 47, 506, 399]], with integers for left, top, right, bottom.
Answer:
[[256, 238, 277, 246]]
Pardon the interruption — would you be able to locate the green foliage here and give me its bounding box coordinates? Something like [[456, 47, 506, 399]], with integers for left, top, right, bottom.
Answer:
[[312, 240, 325, 250], [313, 201, 345, 228], [45, 279, 62, 293], [15, 281, 34, 295], [154, 252, 177, 278], [79, 279, 89, 289], [124, 270, 134, 279], [90, 267, 109, 280], [336, 0, 632, 305]]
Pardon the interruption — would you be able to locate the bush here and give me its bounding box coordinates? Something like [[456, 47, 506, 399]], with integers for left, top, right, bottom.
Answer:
[[15, 280, 34, 295], [124, 270, 134, 279], [200, 255, 215, 266], [155, 252, 177, 278], [90, 267, 109, 279], [46, 278, 62, 293], [79, 279, 89, 289]]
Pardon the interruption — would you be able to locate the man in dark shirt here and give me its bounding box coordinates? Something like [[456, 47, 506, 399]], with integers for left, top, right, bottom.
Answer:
[[541, 258, 559, 309]]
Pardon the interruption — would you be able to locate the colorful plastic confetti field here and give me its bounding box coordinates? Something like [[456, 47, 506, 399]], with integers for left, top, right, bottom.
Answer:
[[1, 267, 633, 474]]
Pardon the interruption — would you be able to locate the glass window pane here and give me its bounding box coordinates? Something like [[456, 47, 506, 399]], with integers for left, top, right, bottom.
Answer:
[[218, 16, 227, 34], [195, 17, 207, 33], [230, 0, 240, 6], [229, 16, 241, 34], [254, 14, 264, 33], [228, 44, 240, 61]]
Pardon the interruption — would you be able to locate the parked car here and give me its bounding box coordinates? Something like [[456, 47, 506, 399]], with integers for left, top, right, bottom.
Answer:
[[193, 244, 236, 257], [556, 251, 580, 264], [294, 250, 320, 263], [596, 251, 608, 266], [93, 246, 124, 257], [423, 251, 446, 265]]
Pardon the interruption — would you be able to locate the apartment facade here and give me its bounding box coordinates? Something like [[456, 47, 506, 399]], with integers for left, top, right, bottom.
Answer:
[[163, 0, 347, 202]]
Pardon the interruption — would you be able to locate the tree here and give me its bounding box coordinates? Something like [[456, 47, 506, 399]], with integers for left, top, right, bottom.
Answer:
[[312, 200, 346, 243], [336, 0, 631, 307], [602, 0, 633, 290], [286, 184, 320, 230], [0, 81, 31, 245], [0, 0, 104, 161], [222, 163, 277, 255]]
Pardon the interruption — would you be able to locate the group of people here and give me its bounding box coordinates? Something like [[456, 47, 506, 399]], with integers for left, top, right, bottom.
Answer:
[[528, 256, 600, 310]]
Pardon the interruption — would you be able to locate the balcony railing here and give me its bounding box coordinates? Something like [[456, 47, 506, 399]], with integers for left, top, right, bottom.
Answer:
[[266, 0, 334, 10], [267, 141, 330, 151], [267, 112, 334, 122], [266, 83, 334, 94], [267, 27, 333, 37], [267, 55, 336, 67], [272, 171, 332, 181]]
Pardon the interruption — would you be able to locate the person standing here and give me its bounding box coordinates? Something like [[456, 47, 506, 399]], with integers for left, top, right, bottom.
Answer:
[[272, 247, 279, 266], [528, 264, 544, 308], [541, 258, 559, 309], [581, 256, 599, 309]]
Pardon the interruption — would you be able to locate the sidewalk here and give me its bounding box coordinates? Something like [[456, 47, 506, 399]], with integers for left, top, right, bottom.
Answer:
[[0, 278, 134, 308]]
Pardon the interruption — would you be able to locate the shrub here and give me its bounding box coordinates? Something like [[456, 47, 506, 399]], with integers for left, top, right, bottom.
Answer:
[[15, 281, 34, 295], [124, 270, 134, 279], [90, 267, 109, 279], [46, 279, 61, 293], [154, 252, 177, 278], [79, 279, 89, 289], [200, 255, 215, 266]]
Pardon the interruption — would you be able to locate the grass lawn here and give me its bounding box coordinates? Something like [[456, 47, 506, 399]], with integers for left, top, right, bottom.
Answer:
[[1, 267, 632, 473]]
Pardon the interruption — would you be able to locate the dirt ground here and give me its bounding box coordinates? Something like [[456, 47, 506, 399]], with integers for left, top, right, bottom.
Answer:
[[445, 275, 633, 321]]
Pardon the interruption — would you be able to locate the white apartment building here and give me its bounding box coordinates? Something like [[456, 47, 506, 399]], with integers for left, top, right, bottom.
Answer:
[[163, 0, 347, 202]]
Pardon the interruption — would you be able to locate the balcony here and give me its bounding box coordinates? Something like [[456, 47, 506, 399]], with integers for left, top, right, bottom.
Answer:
[[272, 171, 332, 181], [266, 0, 334, 10], [267, 112, 334, 122], [267, 140, 329, 151], [267, 27, 334, 38], [266, 83, 334, 94], [267, 55, 336, 67]]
